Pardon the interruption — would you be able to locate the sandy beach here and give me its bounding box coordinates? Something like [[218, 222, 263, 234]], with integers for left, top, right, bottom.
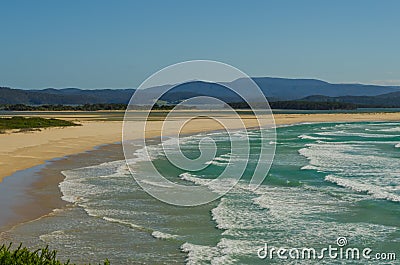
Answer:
[[0, 110, 400, 263], [1, 111, 400, 183]]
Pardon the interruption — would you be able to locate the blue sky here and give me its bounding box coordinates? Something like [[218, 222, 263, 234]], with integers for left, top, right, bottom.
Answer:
[[1, 0, 399, 89]]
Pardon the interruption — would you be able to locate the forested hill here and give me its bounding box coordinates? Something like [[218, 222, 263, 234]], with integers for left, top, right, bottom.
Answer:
[[301, 91, 400, 107], [0, 87, 135, 104], [1, 77, 399, 105]]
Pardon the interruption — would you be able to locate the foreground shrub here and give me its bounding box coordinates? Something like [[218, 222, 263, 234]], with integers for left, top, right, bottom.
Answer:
[[0, 243, 110, 265]]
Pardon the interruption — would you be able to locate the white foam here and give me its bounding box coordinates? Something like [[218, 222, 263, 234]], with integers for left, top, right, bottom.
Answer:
[[395, 143, 400, 148], [151, 231, 178, 240], [130, 146, 155, 162], [181, 242, 220, 265], [103, 217, 180, 243], [102, 217, 144, 230], [205, 160, 228, 167], [139, 179, 175, 188], [179, 172, 238, 195], [213, 156, 231, 162], [59, 173, 95, 204], [227, 185, 395, 246], [298, 134, 328, 140], [212, 185, 294, 231], [299, 141, 400, 177], [378, 127, 400, 132], [179, 172, 211, 185], [252, 186, 347, 219], [300, 165, 319, 170], [205, 182, 399, 265], [217, 238, 257, 256], [316, 131, 395, 138], [59, 159, 132, 203], [51, 208, 65, 214], [204, 152, 247, 167], [325, 175, 400, 202], [39, 230, 74, 243]]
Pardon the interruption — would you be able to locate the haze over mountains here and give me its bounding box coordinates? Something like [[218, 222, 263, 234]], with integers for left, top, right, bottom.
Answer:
[[1, 77, 399, 107]]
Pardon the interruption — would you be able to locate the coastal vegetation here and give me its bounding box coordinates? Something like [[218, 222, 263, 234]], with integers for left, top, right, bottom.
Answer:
[[229, 101, 357, 110], [1, 100, 359, 112], [0, 117, 79, 132], [0, 243, 110, 265], [0, 103, 196, 111], [0, 103, 129, 111]]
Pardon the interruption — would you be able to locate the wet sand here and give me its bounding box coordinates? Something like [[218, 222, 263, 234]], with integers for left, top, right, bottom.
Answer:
[[0, 143, 124, 236]]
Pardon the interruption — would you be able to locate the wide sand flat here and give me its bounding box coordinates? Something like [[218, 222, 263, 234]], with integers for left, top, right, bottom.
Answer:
[[1, 111, 400, 182]]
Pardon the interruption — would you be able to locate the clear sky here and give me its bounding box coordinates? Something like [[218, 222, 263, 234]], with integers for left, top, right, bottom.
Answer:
[[1, 0, 399, 89]]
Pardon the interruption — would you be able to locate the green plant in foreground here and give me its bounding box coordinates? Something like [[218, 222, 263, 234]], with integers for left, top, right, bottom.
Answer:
[[0, 243, 110, 265]]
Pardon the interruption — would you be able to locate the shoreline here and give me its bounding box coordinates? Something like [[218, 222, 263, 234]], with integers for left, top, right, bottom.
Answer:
[[0, 142, 125, 237], [2, 111, 400, 183], [1, 111, 400, 239]]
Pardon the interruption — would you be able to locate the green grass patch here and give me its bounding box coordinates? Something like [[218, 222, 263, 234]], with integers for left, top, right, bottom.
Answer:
[[0, 243, 110, 264], [0, 117, 80, 131]]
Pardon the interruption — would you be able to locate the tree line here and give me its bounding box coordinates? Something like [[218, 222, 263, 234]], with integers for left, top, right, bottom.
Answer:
[[0, 103, 195, 111], [228, 101, 357, 110], [0, 101, 358, 111]]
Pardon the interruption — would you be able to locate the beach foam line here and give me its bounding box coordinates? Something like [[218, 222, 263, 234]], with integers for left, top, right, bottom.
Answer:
[[316, 131, 396, 138], [298, 134, 329, 140], [213, 156, 231, 162], [180, 172, 239, 195], [39, 230, 75, 243], [300, 164, 319, 170], [181, 242, 222, 265], [211, 197, 267, 231], [378, 127, 400, 132], [139, 179, 175, 188], [298, 141, 400, 177], [205, 160, 228, 167], [59, 161, 138, 226], [151, 231, 179, 240], [179, 172, 211, 186], [325, 175, 400, 203], [204, 152, 248, 167], [102, 216, 146, 231], [103, 216, 180, 241]]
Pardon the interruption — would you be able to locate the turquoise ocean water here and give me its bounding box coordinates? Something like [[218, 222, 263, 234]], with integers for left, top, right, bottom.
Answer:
[[5, 122, 400, 264]]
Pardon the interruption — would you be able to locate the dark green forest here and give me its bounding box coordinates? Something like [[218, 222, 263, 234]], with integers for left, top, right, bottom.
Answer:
[[228, 101, 357, 110], [0, 101, 359, 111]]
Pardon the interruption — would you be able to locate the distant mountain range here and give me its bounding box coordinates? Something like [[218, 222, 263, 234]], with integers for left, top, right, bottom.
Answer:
[[249, 77, 399, 100], [1, 77, 399, 107]]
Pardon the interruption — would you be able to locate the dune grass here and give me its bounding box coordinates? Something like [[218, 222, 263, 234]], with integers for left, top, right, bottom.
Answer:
[[0, 116, 80, 132], [0, 243, 110, 265]]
